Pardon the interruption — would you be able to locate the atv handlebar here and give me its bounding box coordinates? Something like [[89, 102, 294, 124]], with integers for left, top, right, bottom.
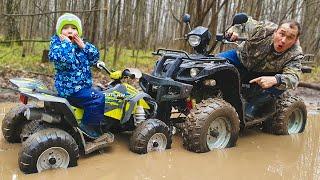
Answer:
[[97, 62, 112, 75], [122, 69, 135, 79], [216, 34, 247, 42], [99, 64, 135, 79], [152, 48, 191, 59]]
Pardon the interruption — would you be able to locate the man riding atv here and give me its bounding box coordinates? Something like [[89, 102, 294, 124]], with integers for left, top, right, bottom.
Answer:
[[218, 15, 303, 120], [140, 13, 308, 153]]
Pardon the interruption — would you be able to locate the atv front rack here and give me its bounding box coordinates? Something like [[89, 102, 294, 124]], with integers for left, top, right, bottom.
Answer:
[[140, 73, 193, 102], [152, 48, 227, 62]]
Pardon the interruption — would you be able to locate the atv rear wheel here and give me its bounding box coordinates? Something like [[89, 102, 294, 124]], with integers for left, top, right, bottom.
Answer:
[[182, 98, 240, 153], [2, 104, 34, 143], [20, 120, 52, 142], [263, 96, 307, 135], [129, 119, 172, 154], [19, 128, 79, 174]]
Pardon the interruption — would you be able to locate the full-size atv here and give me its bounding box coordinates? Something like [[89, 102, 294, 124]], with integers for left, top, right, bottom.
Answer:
[[140, 13, 309, 153], [2, 64, 171, 174]]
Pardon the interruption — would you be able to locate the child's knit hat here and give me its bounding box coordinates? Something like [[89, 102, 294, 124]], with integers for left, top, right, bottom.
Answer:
[[56, 13, 82, 37]]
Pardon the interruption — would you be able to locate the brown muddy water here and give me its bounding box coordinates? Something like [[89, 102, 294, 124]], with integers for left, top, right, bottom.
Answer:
[[0, 103, 319, 180]]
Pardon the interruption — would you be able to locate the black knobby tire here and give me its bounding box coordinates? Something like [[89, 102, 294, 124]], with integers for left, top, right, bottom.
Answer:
[[2, 104, 33, 143], [19, 128, 79, 174], [129, 119, 172, 154], [263, 95, 307, 135], [20, 120, 52, 142], [182, 98, 240, 153]]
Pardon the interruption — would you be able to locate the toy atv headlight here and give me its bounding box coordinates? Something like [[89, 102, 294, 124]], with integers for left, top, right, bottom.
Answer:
[[188, 35, 201, 47], [190, 68, 200, 77]]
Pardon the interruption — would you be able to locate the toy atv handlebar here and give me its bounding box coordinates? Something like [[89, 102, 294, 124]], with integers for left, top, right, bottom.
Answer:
[[97, 62, 136, 79]]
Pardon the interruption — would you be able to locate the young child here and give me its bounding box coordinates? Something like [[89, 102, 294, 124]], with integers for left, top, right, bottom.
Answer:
[[49, 13, 105, 138]]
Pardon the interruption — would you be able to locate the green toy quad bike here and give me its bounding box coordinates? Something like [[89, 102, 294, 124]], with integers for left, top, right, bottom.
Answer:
[[2, 64, 171, 174]]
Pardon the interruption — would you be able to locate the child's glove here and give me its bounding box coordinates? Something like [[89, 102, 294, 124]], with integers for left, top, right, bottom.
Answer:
[[96, 61, 106, 69]]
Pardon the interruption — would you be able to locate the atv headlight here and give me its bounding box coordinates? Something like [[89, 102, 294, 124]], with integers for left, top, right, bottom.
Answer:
[[188, 35, 201, 47], [190, 68, 200, 77]]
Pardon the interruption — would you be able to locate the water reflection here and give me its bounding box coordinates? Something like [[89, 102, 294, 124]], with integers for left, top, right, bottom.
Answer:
[[0, 103, 319, 180]]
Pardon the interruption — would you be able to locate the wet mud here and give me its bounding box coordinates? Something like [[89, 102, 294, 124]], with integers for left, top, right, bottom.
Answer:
[[0, 102, 319, 180]]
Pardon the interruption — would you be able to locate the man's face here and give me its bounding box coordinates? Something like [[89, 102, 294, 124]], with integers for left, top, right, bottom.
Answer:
[[273, 23, 298, 53], [61, 24, 78, 42]]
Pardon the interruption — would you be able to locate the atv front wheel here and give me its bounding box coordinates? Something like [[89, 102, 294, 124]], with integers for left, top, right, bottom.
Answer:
[[19, 128, 79, 174], [2, 104, 33, 143], [183, 98, 240, 153], [129, 119, 172, 154], [263, 96, 307, 135]]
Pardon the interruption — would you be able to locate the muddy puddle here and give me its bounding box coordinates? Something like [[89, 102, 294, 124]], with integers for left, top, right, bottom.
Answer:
[[0, 102, 319, 180]]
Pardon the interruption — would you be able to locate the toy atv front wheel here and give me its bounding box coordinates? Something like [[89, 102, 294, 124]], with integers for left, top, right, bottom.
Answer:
[[129, 119, 172, 154], [19, 128, 79, 174], [182, 98, 240, 153], [263, 95, 307, 135], [2, 104, 34, 143]]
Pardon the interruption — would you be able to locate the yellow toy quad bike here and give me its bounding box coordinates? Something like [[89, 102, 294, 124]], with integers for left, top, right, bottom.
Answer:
[[2, 64, 171, 174]]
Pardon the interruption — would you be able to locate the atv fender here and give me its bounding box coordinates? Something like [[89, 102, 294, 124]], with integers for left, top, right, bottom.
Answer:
[[121, 92, 156, 124], [208, 66, 243, 123], [21, 92, 78, 127], [183, 64, 244, 123]]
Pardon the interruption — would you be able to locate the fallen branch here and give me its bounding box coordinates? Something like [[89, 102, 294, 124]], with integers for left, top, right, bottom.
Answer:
[[298, 82, 320, 91], [0, 39, 49, 43], [0, 66, 53, 77]]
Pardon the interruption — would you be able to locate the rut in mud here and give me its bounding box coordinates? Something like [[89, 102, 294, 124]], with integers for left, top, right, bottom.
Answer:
[[0, 101, 319, 180]]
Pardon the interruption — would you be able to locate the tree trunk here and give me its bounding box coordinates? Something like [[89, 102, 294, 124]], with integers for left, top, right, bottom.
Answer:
[[5, 0, 22, 44], [220, 0, 229, 52], [254, 0, 262, 20], [91, 0, 99, 45], [113, 0, 121, 67], [103, 1, 109, 62]]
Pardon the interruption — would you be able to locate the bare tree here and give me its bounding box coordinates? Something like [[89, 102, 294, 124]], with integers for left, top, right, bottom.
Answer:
[[0, 0, 319, 64], [4, 0, 22, 43]]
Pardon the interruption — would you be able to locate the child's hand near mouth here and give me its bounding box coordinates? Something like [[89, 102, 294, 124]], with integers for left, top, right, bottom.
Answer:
[[74, 34, 85, 49], [59, 34, 71, 42]]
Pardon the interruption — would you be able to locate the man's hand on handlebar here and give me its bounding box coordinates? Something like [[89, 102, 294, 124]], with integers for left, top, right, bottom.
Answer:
[[225, 31, 239, 42]]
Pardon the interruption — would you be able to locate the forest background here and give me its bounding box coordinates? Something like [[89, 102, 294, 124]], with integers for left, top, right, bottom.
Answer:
[[0, 0, 319, 89]]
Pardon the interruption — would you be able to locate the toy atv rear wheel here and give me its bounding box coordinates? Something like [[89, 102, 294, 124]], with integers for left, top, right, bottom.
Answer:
[[20, 119, 52, 142], [129, 119, 172, 154], [2, 104, 34, 143], [19, 128, 79, 174], [263, 95, 307, 135], [182, 98, 240, 153]]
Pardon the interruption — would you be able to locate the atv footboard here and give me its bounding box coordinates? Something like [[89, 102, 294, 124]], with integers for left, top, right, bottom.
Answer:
[[140, 73, 193, 102]]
